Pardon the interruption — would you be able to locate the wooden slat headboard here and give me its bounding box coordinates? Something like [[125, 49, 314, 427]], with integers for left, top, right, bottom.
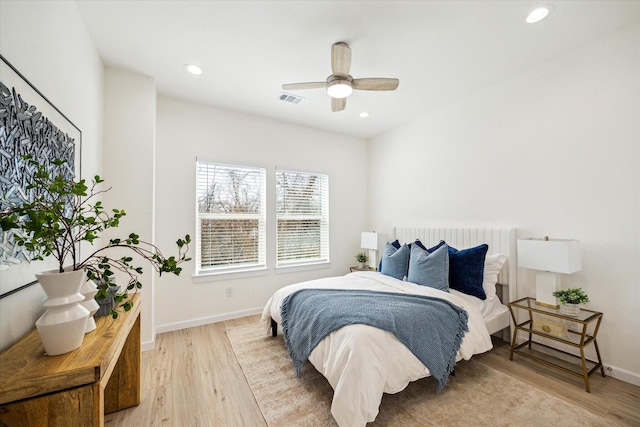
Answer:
[[393, 226, 517, 305]]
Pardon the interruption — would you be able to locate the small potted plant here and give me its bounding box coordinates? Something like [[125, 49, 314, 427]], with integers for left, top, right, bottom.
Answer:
[[355, 251, 369, 269], [1, 156, 190, 355], [552, 287, 589, 316]]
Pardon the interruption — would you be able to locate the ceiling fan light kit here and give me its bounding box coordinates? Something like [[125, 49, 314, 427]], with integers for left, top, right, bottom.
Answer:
[[326, 76, 353, 99], [282, 42, 399, 112]]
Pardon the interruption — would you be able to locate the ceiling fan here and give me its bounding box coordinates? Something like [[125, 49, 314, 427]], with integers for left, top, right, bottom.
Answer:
[[282, 42, 399, 112]]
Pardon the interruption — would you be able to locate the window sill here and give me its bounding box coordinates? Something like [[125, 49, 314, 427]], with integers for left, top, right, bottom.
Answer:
[[274, 261, 331, 274], [192, 267, 269, 283]]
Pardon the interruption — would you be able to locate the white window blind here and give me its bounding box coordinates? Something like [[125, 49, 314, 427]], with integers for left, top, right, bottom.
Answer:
[[276, 169, 329, 266], [196, 161, 266, 274]]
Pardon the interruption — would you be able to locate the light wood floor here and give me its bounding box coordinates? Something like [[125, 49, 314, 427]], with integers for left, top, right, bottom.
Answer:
[[105, 315, 640, 426]]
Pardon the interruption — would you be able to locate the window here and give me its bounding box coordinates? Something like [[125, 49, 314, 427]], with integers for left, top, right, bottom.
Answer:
[[196, 161, 266, 274], [276, 169, 329, 267]]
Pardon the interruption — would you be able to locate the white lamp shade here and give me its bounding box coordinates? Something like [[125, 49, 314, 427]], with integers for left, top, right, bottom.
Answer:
[[361, 232, 386, 251], [517, 238, 581, 274]]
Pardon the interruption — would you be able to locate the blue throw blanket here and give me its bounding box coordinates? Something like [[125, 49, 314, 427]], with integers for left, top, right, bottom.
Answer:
[[280, 288, 469, 392]]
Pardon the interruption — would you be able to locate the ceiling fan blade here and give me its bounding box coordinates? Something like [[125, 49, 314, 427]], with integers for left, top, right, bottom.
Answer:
[[352, 78, 399, 91], [331, 42, 351, 78], [282, 82, 326, 91], [331, 97, 346, 112]]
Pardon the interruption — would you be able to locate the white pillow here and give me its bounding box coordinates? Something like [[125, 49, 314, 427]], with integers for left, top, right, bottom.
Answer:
[[483, 253, 506, 297]]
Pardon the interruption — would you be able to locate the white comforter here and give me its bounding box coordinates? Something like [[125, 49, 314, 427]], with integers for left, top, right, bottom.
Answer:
[[259, 271, 493, 427]]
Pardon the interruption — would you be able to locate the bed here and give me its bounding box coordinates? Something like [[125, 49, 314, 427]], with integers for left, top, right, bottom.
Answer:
[[260, 227, 516, 427]]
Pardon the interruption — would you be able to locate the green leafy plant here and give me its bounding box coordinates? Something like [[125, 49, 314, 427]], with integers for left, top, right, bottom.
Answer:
[[355, 251, 368, 263], [552, 288, 589, 305], [0, 155, 191, 318]]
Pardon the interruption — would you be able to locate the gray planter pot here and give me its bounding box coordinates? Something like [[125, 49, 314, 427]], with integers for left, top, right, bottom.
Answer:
[[94, 286, 121, 318]]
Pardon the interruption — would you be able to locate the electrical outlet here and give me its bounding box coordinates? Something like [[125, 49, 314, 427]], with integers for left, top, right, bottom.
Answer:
[[225, 286, 233, 297]]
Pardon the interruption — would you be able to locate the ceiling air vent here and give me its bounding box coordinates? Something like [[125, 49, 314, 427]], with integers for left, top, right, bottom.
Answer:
[[278, 92, 304, 104]]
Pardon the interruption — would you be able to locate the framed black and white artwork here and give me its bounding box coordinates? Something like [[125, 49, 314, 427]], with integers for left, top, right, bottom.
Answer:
[[0, 54, 82, 298]]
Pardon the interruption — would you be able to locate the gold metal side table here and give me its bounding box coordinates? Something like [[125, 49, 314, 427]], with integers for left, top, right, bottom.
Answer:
[[508, 297, 605, 392]]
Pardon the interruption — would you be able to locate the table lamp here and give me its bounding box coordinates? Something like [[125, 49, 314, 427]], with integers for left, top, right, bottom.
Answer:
[[517, 237, 581, 307], [360, 232, 387, 270]]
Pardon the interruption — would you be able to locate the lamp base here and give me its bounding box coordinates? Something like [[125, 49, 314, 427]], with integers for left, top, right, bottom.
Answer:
[[535, 271, 559, 308], [368, 249, 377, 270]]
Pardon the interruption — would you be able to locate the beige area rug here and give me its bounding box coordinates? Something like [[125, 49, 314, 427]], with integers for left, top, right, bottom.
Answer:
[[226, 324, 614, 427]]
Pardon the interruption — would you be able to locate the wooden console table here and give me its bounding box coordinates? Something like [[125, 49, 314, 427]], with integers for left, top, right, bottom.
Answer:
[[0, 294, 141, 426]]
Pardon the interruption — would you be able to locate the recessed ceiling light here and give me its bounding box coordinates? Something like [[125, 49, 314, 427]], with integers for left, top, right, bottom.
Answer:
[[359, 112, 370, 118], [184, 64, 203, 75], [526, 5, 554, 24]]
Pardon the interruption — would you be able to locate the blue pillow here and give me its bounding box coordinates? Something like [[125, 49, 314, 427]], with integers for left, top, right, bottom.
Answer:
[[380, 242, 410, 280], [413, 239, 446, 252], [378, 240, 401, 271], [407, 242, 449, 292], [448, 244, 488, 300]]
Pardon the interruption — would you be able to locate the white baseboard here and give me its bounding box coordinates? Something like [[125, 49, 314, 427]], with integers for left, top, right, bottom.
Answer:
[[141, 338, 155, 352], [604, 364, 640, 387], [141, 307, 263, 352]]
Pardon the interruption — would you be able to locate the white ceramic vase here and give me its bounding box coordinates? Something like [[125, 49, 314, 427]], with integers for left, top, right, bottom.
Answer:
[[559, 303, 580, 316], [80, 280, 100, 333], [35, 269, 90, 355]]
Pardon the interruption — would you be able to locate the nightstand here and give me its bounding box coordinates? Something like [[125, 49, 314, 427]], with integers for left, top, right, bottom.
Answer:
[[508, 297, 604, 392], [349, 266, 376, 273]]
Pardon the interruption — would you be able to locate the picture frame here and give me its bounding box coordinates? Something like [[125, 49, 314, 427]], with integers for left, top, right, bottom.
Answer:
[[0, 54, 82, 298]]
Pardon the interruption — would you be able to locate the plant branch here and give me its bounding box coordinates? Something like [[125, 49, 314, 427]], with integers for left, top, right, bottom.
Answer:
[[1, 155, 191, 316]]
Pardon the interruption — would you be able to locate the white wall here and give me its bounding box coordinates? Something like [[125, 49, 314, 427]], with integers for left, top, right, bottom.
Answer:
[[102, 69, 156, 345], [153, 97, 369, 334], [0, 1, 103, 351], [368, 24, 639, 383]]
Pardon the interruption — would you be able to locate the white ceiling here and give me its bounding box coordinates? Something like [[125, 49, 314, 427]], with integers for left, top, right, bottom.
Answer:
[[76, 1, 639, 139]]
